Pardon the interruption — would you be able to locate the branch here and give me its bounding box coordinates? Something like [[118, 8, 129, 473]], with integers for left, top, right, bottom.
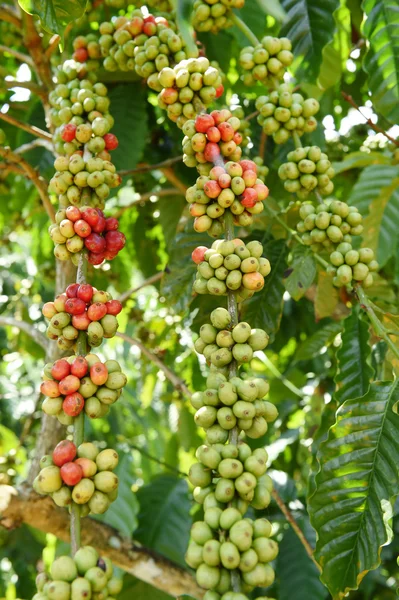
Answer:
[[118, 155, 183, 177], [113, 188, 183, 218], [0, 112, 53, 141], [118, 271, 165, 304], [129, 444, 186, 476], [13, 138, 54, 155], [0, 44, 34, 67], [245, 110, 259, 122], [4, 79, 47, 99], [0, 146, 55, 222], [45, 35, 61, 58], [0, 5, 21, 27], [160, 167, 188, 194], [341, 92, 399, 147], [1, 486, 203, 599], [116, 332, 192, 397], [271, 489, 321, 572], [0, 316, 48, 350], [23, 14, 54, 91]]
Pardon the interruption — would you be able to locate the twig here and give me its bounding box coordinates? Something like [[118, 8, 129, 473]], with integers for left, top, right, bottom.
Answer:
[[0, 316, 48, 350], [230, 12, 260, 46], [260, 354, 304, 398], [245, 110, 259, 122], [129, 444, 186, 476], [0, 162, 25, 176], [272, 489, 321, 572], [341, 92, 399, 147], [23, 14, 54, 91], [118, 271, 165, 304], [13, 138, 54, 155], [45, 35, 61, 58], [4, 79, 47, 99], [160, 167, 188, 195], [259, 130, 267, 159], [116, 332, 192, 397], [356, 286, 399, 361], [0, 146, 55, 222], [0, 5, 21, 27], [0, 44, 34, 67], [0, 112, 53, 141], [113, 188, 183, 218], [118, 156, 183, 177]]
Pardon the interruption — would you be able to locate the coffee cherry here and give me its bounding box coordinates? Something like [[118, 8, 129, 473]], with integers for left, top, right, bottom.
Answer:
[[70, 356, 89, 378], [38, 466, 62, 493], [63, 392, 85, 416], [74, 546, 99, 574], [60, 461, 83, 486], [50, 359, 71, 381], [74, 457, 97, 477], [53, 440, 77, 467], [50, 556, 78, 582]]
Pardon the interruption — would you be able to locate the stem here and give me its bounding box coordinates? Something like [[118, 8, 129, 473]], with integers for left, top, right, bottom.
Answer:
[[118, 271, 165, 304], [261, 354, 304, 398], [341, 92, 399, 147], [230, 12, 260, 46], [45, 35, 61, 58], [0, 6, 21, 27], [292, 131, 302, 149], [0, 112, 53, 140], [356, 286, 399, 362], [272, 489, 321, 572], [71, 254, 88, 556], [0, 316, 48, 350], [0, 44, 34, 66], [118, 155, 183, 177], [113, 188, 183, 218]]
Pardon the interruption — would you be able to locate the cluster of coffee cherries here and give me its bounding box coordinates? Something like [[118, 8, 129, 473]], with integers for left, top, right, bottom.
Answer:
[[42, 283, 122, 349], [191, 369, 276, 442], [34, 440, 119, 515], [72, 34, 102, 66], [256, 85, 320, 144], [278, 146, 335, 199], [157, 57, 224, 128], [186, 160, 268, 236], [49, 205, 126, 265], [33, 546, 123, 600], [226, 106, 251, 148], [195, 307, 269, 368], [192, 239, 271, 299], [50, 154, 120, 210], [192, 0, 244, 33], [182, 111, 243, 174], [41, 354, 127, 424], [240, 37, 293, 86], [100, 12, 195, 75]]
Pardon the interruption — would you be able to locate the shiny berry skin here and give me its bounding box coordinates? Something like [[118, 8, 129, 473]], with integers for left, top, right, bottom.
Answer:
[[91, 216, 106, 234], [40, 380, 60, 398], [59, 375, 81, 395], [73, 47, 88, 63], [254, 183, 269, 201], [240, 159, 257, 173], [215, 84, 224, 98], [87, 302, 107, 321], [51, 359, 71, 381], [143, 21, 157, 35], [63, 392, 84, 416], [74, 220, 92, 238], [243, 170, 257, 187], [88, 252, 105, 266], [65, 297, 86, 315], [85, 233, 106, 253], [77, 284, 93, 303], [74, 457, 97, 478], [61, 123, 77, 142], [53, 440, 77, 467], [204, 143, 221, 163], [106, 299, 123, 315], [42, 302, 57, 319], [90, 362, 108, 385], [204, 180, 221, 199], [103, 249, 118, 261], [103, 133, 119, 150], [195, 114, 215, 133], [207, 127, 221, 143], [191, 246, 207, 264], [66, 283, 80, 298], [233, 132, 243, 145], [218, 122, 234, 142], [80, 207, 100, 228], [60, 462, 83, 486], [105, 231, 126, 252], [70, 356, 89, 378], [241, 188, 258, 208], [105, 218, 119, 231], [72, 312, 91, 330], [65, 206, 81, 222]]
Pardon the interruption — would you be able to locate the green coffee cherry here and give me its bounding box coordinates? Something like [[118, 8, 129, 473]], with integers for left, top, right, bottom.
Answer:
[[50, 556, 78, 582]]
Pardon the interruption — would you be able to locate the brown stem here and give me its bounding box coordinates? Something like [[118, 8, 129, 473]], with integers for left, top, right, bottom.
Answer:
[[113, 188, 183, 218], [129, 444, 186, 476], [245, 110, 259, 122], [0, 146, 55, 222], [23, 14, 54, 91], [259, 130, 267, 159], [160, 167, 187, 195], [13, 139, 54, 155], [0, 5, 21, 27], [4, 79, 47, 100], [271, 489, 321, 572], [0, 44, 34, 67], [0, 316, 48, 350], [118, 271, 165, 304], [341, 92, 399, 147], [45, 35, 61, 58], [0, 112, 53, 141], [116, 332, 191, 397], [118, 155, 183, 177], [1, 488, 203, 599]]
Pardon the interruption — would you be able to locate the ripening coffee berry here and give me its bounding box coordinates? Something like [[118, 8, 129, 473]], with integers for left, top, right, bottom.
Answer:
[[60, 461, 83, 486], [53, 440, 77, 467]]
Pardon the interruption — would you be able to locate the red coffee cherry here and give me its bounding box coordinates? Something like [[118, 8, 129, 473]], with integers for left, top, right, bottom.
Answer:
[[70, 356, 89, 378], [87, 302, 107, 321], [85, 233, 106, 253], [74, 220, 92, 238], [91, 215, 106, 234], [73, 47, 88, 63], [105, 231, 126, 252], [59, 375, 81, 395], [106, 300, 123, 315], [103, 133, 119, 150], [77, 284, 93, 303], [105, 218, 119, 231], [63, 392, 84, 416], [53, 440, 77, 467], [51, 359, 71, 381], [80, 207, 100, 228], [195, 114, 215, 133], [65, 298, 87, 315], [192, 246, 207, 264], [72, 312, 91, 330], [66, 283, 80, 298], [88, 252, 105, 266], [90, 362, 108, 385], [65, 207, 81, 222], [40, 380, 60, 398], [60, 462, 83, 486], [61, 123, 77, 142]]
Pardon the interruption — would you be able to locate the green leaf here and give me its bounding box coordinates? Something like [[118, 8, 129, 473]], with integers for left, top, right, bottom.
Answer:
[[119, 576, 172, 600], [363, 0, 399, 123], [284, 245, 317, 300], [18, 0, 86, 38], [317, 1, 351, 91], [315, 270, 339, 320], [308, 379, 399, 599], [108, 84, 148, 172], [277, 516, 327, 600], [332, 151, 391, 175], [334, 305, 374, 404], [295, 320, 342, 362], [280, 0, 340, 79], [158, 195, 186, 250], [135, 474, 191, 567], [95, 454, 139, 538], [255, 0, 286, 21], [176, 0, 198, 56], [242, 238, 288, 338]]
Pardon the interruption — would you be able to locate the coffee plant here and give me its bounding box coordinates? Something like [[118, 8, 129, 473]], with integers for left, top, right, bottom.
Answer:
[[1, 1, 399, 600]]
